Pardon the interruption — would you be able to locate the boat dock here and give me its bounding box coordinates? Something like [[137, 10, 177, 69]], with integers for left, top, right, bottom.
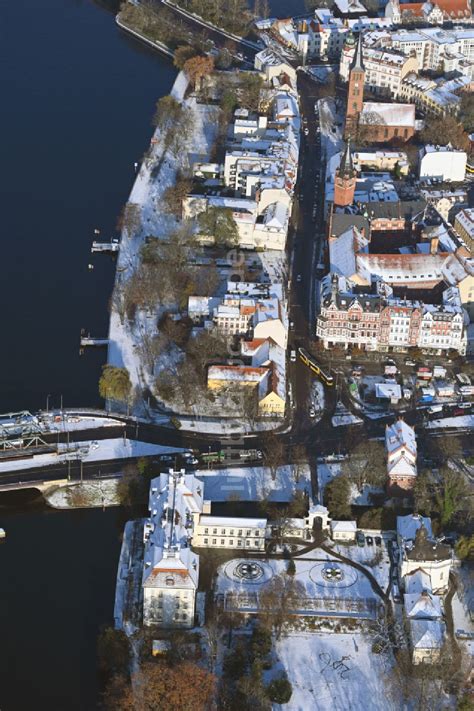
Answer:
[[80, 337, 109, 347], [91, 241, 120, 253]]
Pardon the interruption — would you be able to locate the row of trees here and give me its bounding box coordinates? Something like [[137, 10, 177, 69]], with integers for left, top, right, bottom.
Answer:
[[172, 0, 252, 36]]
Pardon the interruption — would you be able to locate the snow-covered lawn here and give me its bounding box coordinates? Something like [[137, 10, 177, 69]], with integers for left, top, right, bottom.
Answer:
[[216, 556, 377, 611], [44, 478, 120, 509], [197, 463, 311, 502], [273, 632, 397, 711], [317, 460, 381, 506], [329, 540, 391, 592], [0, 439, 186, 473]]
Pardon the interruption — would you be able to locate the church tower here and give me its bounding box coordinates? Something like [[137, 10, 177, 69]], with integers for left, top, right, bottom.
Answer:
[[334, 138, 356, 207], [344, 33, 365, 139]]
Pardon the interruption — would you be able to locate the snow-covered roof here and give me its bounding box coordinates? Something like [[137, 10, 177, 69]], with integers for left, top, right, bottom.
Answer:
[[397, 514, 433, 543], [357, 253, 445, 285], [376, 383, 402, 399], [385, 420, 416, 456], [330, 520, 357, 532], [405, 568, 432, 595], [410, 619, 445, 650], [143, 471, 204, 590], [359, 102, 415, 128], [198, 515, 267, 529], [404, 590, 443, 619], [423, 144, 466, 155], [329, 226, 367, 278]]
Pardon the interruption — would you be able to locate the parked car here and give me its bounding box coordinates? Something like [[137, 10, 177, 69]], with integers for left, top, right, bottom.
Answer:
[[405, 358, 416, 367], [375, 536, 382, 546], [356, 531, 365, 547], [366, 536, 374, 546], [290, 349, 297, 362], [392, 582, 401, 603], [289, 320, 295, 330], [304, 127, 309, 136], [296, 274, 302, 282], [309, 406, 316, 418]]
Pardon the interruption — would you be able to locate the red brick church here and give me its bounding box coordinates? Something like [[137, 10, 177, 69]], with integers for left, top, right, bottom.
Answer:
[[344, 34, 416, 143]]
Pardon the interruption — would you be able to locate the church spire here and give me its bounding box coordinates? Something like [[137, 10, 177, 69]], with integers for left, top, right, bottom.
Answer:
[[340, 136, 354, 176], [350, 33, 365, 73]]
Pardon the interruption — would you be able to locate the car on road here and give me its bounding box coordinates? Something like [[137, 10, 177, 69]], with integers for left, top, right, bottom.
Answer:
[[289, 320, 295, 330], [404, 358, 416, 367], [356, 531, 365, 547], [304, 128, 309, 136], [309, 406, 316, 418], [296, 274, 302, 282], [375, 536, 382, 546], [366, 536, 374, 546], [290, 349, 296, 362]]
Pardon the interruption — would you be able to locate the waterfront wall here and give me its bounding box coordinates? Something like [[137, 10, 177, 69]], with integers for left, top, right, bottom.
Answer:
[[115, 15, 175, 59]]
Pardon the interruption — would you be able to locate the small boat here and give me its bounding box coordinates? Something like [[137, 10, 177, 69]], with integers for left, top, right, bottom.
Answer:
[[0, 528, 6, 539]]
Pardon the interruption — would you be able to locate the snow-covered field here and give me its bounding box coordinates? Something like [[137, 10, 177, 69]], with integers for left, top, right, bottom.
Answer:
[[274, 632, 397, 711], [0, 439, 186, 473], [197, 463, 311, 502]]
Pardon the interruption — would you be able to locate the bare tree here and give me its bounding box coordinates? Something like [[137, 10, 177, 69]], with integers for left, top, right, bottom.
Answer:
[[261, 433, 286, 481], [258, 573, 305, 639]]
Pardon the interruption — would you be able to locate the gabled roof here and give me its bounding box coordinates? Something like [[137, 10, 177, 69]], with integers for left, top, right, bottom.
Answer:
[[405, 568, 432, 595], [386, 420, 416, 456], [410, 619, 445, 650], [405, 590, 443, 619]]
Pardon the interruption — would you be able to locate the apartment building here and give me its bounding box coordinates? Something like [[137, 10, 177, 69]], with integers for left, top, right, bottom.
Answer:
[[455, 207, 474, 251], [399, 72, 470, 116], [340, 41, 418, 98], [316, 274, 467, 354], [385, 27, 474, 71]]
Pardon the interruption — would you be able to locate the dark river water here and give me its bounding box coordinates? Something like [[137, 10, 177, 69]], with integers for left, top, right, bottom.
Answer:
[[0, 0, 175, 708], [0, 0, 304, 708], [1, 0, 176, 415]]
